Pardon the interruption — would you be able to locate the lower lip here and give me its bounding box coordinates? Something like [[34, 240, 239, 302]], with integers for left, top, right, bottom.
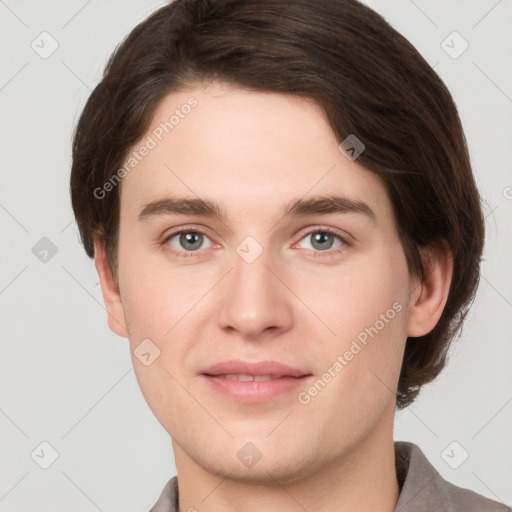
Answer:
[[201, 374, 313, 403]]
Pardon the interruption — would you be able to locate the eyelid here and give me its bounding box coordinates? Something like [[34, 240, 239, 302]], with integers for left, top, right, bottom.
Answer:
[[161, 223, 216, 242]]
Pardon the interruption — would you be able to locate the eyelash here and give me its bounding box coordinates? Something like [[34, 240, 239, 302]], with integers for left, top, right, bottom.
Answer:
[[161, 226, 350, 259]]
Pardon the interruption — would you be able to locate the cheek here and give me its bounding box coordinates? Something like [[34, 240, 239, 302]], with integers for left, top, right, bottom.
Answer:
[[119, 247, 203, 336], [296, 251, 408, 343], [296, 268, 407, 445], [118, 249, 213, 407], [298, 246, 410, 401]]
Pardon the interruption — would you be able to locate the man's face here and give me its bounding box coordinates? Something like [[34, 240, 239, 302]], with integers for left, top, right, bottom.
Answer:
[[113, 82, 417, 483]]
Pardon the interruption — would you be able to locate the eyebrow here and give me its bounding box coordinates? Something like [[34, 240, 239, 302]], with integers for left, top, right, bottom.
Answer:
[[137, 194, 376, 224]]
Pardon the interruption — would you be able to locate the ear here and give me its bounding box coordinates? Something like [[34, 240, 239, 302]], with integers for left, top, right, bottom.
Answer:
[[406, 242, 454, 337], [93, 237, 129, 338]]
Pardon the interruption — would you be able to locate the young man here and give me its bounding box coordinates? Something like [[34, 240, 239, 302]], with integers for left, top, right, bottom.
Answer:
[[70, 0, 509, 510]]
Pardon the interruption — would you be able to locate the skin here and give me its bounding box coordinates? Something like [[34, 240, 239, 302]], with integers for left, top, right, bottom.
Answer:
[[95, 81, 453, 512]]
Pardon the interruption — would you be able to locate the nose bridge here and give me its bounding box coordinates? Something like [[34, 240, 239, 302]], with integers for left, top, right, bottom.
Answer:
[[217, 235, 292, 337]]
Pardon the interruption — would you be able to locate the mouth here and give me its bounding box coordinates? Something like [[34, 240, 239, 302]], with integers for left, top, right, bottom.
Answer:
[[199, 363, 314, 404], [199, 360, 313, 403]]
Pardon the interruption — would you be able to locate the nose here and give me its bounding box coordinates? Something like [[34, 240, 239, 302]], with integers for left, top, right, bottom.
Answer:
[[216, 243, 294, 341]]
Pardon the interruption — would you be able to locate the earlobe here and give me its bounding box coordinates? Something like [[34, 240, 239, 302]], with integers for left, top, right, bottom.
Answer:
[[93, 238, 129, 338], [406, 242, 454, 338]]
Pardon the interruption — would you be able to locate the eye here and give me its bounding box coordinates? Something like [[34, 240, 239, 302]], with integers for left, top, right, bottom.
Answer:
[[162, 226, 349, 258], [164, 228, 213, 257], [294, 228, 348, 257]]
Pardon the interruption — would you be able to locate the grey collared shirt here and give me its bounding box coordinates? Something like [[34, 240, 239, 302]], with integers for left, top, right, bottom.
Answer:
[[150, 441, 511, 511]]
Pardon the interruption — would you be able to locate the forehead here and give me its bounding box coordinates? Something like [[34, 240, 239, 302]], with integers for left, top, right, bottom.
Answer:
[[119, 82, 390, 222]]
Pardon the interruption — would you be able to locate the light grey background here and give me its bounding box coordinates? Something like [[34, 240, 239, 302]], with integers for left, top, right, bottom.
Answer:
[[0, 0, 511, 510]]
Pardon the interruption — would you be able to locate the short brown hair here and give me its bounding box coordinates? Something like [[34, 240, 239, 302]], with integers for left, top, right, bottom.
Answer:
[[70, 0, 485, 409]]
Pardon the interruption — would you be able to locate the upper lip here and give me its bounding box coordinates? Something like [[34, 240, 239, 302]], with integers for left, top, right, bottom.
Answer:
[[200, 359, 310, 378]]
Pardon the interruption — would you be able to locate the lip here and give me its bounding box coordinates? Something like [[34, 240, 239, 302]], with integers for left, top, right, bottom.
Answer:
[[200, 359, 309, 378], [201, 375, 313, 403], [199, 359, 313, 403]]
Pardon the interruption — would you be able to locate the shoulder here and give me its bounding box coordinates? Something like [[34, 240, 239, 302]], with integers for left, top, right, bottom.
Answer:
[[149, 476, 179, 512], [434, 474, 511, 512], [394, 441, 511, 512]]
